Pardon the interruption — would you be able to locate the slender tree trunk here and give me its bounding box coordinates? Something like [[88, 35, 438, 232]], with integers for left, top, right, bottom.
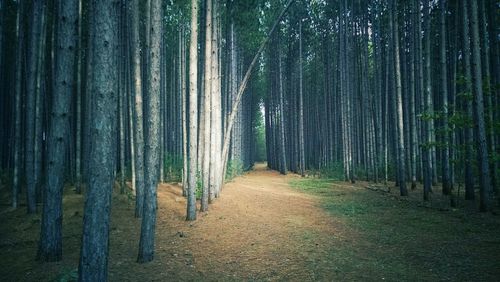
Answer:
[[392, 0, 407, 196], [186, 0, 199, 221], [130, 0, 145, 218], [423, 0, 433, 200], [462, 0, 475, 201], [25, 0, 44, 214], [137, 0, 161, 262], [409, 0, 418, 190], [440, 0, 451, 196], [12, 0, 26, 209], [75, 0, 83, 194], [469, 0, 492, 212], [201, 0, 212, 212], [181, 28, 188, 197], [299, 20, 305, 177]]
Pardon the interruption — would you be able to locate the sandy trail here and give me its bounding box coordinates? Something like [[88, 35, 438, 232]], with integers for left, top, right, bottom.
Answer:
[[129, 163, 341, 281], [0, 163, 341, 281]]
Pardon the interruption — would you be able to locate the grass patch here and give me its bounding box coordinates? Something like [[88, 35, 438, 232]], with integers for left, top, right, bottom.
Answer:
[[289, 178, 500, 281]]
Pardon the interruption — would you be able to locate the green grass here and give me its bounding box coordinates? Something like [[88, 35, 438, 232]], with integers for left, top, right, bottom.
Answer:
[[289, 178, 500, 281]]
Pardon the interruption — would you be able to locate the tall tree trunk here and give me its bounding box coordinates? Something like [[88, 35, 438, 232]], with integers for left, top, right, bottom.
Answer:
[[186, 0, 199, 221], [12, 0, 26, 209], [181, 28, 188, 197], [38, 0, 78, 262], [440, 0, 451, 196], [130, 0, 145, 218], [469, 0, 492, 212], [462, 0, 475, 200], [137, 0, 161, 263], [75, 0, 83, 194], [201, 0, 212, 212], [78, 0, 119, 280], [25, 0, 44, 214], [423, 0, 433, 200], [392, 0, 407, 196], [298, 20, 305, 177]]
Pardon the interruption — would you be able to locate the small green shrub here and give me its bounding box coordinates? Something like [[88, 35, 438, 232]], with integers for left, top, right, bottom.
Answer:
[[195, 170, 202, 200], [311, 162, 345, 180], [163, 153, 183, 182], [225, 159, 244, 181]]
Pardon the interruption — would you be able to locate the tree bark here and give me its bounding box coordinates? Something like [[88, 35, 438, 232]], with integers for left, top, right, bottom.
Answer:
[[130, 0, 145, 218], [38, 0, 78, 262], [78, 0, 119, 280], [137, 0, 161, 262], [186, 0, 199, 221], [469, 0, 492, 212]]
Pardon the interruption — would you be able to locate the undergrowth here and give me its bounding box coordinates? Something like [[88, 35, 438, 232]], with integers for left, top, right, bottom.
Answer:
[[225, 160, 243, 182], [289, 177, 500, 281]]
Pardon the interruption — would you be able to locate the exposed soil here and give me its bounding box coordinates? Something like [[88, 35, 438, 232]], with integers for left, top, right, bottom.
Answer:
[[0, 164, 342, 281], [1, 163, 499, 281]]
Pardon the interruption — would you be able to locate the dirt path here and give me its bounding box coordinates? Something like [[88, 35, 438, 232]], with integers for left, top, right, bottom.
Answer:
[[110, 163, 342, 281], [1, 163, 343, 281], [2, 163, 500, 281]]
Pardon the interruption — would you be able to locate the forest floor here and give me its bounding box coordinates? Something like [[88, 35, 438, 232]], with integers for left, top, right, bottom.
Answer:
[[1, 163, 500, 281]]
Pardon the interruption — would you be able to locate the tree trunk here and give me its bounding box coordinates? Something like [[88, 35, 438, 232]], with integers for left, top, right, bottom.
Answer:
[[186, 0, 199, 221], [201, 0, 212, 212], [130, 0, 145, 218], [137, 0, 161, 263], [461, 0, 475, 201], [440, 0, 451, 196], [38, 0, 78, 262], [298, 20, 305, 177], [25, 0, 44, 214], [469, 0, 492, 212], [78, 0, 119, 280], [12, 0, 26, 209], [392, 0, 407, 196]]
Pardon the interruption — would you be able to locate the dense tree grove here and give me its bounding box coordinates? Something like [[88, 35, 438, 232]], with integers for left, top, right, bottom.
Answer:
[[264, 0, 499, 212], [0, 0, 498, 280]]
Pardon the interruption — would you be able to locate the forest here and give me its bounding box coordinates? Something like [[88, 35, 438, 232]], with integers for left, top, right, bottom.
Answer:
[[0, 0, 499, 281]]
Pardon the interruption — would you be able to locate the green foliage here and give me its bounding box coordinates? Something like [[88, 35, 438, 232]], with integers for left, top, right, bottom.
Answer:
[[254, 109, 267, 162], [449, 111, 473, 129], [52, 268, 78, 282], [0, 169, 8, 187], [419, 110, 440, 121], [196, 170, 202, 200], [310, 162, 345, 180], [225, 159, 244, 182], [163, 153, 183, 183]]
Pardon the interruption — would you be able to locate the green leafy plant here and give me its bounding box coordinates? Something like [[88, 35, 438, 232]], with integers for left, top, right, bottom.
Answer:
[[225, 159, 244, 181], [163, 153, 183, 182]]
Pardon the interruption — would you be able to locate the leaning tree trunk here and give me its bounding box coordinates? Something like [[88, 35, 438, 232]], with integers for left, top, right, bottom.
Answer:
[[37, 0, 78, 262], [78, 0, 119, 280]]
